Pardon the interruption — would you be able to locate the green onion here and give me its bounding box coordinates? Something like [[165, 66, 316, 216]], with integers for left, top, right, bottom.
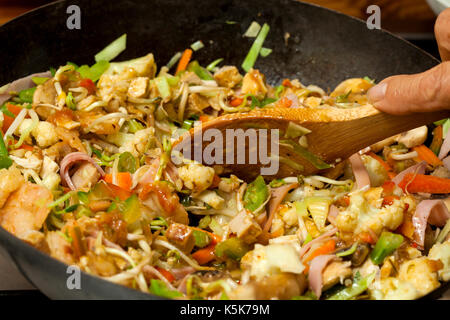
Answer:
[[327, 272, 375, 300], [18, 87, 36, 103], [149, 279, 182, 299], [242, 23, 270, 72], [370, 231, 404, 265], [127, 119, 144, 133], [336, 242, 358, 257], [190, 40, 204, 51], [225, 20, 238, 25], [48, 191, 76, 209], [275, 85, 285, 99], [166, 52, 182, 69], [31, 77, 49, 85], [187, 61, 214, 81], [443, 119, 450, 136], [259, 47, 272, 57], [292, 291, 317, 300], [198, 216, 211, 229], [66, 92, 76, 110], [155, 77, 171, 99], [363, 76, 375, 83], [243, 21, 261, 38], [89, 60, 110, 82], [206, 58, 224, 71], [279, 139, 332, 170], [336, 90, 352, 103], [95, 33, 127, 62], [182, 119, 194, 130], [0, 132, 12, 169], [269, 179, 286, 188]]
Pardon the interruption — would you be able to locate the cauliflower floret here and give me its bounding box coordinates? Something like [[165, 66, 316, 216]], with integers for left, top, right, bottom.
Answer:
[[398, 257, 441, 296], [178, 162, 215, 194], [40, 156, 60, 191], [119, 128, 154, 157], [0, 166, 23, 208], [32, 121, 58, 148], [428, 241, 450, 281], [371, 278, 419, 300], [361, 154, 389, 187], [336, 189, 405, 236], [241, 243, 305, 280]]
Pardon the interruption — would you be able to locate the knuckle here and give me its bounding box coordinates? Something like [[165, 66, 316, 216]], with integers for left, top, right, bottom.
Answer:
[[420, 62, 450, 104]]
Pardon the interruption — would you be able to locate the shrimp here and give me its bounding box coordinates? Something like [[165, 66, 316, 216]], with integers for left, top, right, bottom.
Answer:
[[0, 182, 53, 238]]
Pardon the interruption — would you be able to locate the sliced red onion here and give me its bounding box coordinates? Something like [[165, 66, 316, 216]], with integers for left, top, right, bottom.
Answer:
[[443, 156, 450, 171], [263, 183, 298, 232], [308, 254, 336, 298], [60, 152, 105, 190], [349, 153, 370, 190], [285, 93, 299, 108], [299, 227, 338, 259], [439, 128, 450, 160], [391, 161, 427, 185], [413, 199, 450, 248], [0, 71, 51, 105]]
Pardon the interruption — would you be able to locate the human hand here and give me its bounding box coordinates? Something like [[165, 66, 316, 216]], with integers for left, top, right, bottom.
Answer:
[[368, 8, 450, 115]]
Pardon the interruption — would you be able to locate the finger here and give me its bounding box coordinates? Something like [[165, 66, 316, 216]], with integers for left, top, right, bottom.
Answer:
[[367, 61, 450, 114], [435, 8, 450, 61]]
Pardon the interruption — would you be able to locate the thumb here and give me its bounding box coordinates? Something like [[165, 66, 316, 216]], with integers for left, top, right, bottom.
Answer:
[[367, 61, 450, 115]]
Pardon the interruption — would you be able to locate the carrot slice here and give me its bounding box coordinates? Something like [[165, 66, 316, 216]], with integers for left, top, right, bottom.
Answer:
[[192, 244, 216, 265], [155, 267, 175, 283], [413, 145, 443, 167], [2, 103, 23, 132], [176, 49, 193, 74], [230, 97, 244, 107], [276, 97, 292, 108], [104, 172, 132, 191], [399, 173, 450, 194]]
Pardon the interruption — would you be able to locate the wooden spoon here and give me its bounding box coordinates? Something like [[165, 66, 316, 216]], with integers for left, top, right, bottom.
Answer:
[[174, 105, 450, 181]]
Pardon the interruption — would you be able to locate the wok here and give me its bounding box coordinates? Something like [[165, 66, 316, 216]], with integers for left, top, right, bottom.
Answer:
[[0, 0, 447, 299]]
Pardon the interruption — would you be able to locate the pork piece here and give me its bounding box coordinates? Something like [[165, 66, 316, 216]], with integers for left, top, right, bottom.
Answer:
[[165, 223, 195, 253], [71, 162, 101, 191], [0, 182, 53, 238], [213, 66, 242, 88], [229, 210, 262, 244]]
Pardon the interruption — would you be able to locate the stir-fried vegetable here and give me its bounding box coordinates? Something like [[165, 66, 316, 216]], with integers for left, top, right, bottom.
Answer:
[[242, 23, 270, 72], [327, 272, 375, 300], [187, 61, 214, 80], [243, 175, 269, 212], [95, 33, 127, 62], [214, 237, 249, 261], [399, 173, 450, 194], [149, 279, 182, 299], [370, 231, 404, 265], [176, 49, 193, 74], [280, 139, 331, 170]]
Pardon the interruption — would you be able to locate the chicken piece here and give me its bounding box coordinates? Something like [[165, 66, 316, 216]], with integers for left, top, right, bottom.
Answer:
[[322, 261, 353, 291], [46, 231, 75, 265], [71, 162, 101, 191], [165, 223, 195, 253], [180, 71, 202, 85], [43, 142, 74, 162], [33, 78, 57, 119], [77, 111, 121, 135], [127, 77, 149, 98], [186, 93, 210, 116], [0, 166, 23, 208], [241, 69, 268, 100], [55, 127, 86, 153], [229, 210, 262, 244], [22, 230, 49, 253], [85, 251, 119, 277], [331, 78, 374, 104], [213, 66, 243, 88], [0, 182, 53, 238], [218, 175, 241, 193], [230, 273, 307, 300]]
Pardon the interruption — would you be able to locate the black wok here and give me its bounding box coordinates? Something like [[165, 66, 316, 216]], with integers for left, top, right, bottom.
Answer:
[[0, 0, 447, 299]]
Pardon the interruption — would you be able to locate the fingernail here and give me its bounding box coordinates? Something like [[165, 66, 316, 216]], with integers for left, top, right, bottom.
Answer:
[[368, 83, 387, 103]]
